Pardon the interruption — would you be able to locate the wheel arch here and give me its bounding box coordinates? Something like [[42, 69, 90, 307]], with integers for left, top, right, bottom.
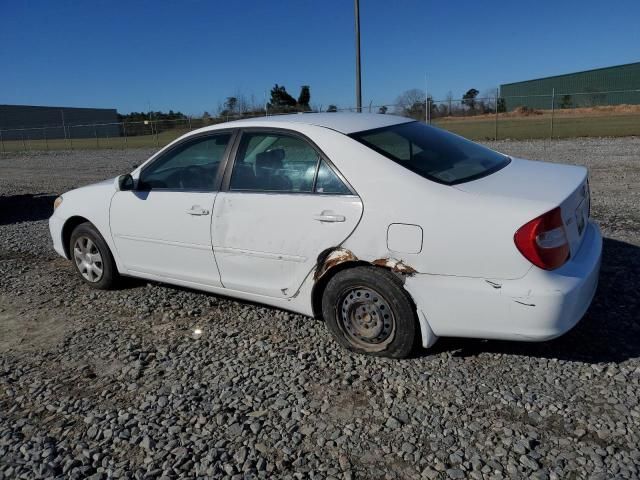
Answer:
[[311, 259, 370, 319], [310, 247, 417, 319], [310, 247, 438, 350], [61, 216, 92, 259]]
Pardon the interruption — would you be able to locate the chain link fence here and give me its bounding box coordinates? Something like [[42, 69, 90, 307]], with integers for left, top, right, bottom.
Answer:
[[0, 117, 222, 153], [344, 88, 640, 140], [1, 89, 639, 152]]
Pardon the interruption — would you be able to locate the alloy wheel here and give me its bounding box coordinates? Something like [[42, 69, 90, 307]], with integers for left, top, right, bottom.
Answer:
[[73, 236, 104, 282]]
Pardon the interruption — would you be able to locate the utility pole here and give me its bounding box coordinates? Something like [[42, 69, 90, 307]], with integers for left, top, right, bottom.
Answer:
[[550, 87, 556, 140], [264, 90, 269, 116], [60, 109, 66, 139], [425, 75, 429, 124], [354, 0, 362, 112]]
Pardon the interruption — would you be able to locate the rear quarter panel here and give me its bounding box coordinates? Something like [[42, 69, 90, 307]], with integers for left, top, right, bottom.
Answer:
[[298, 125, 538, 280]]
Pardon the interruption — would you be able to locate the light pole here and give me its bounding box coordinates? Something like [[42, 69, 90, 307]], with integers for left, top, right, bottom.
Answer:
[[354, 0, 362, 112]]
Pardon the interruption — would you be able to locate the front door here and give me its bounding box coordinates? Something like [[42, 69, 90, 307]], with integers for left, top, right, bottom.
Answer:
[[110, 132, 233, 286], [212, 130, 363, 298]]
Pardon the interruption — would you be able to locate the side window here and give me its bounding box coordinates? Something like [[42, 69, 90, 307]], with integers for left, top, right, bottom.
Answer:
[[139, 133, 231, 191], [229, 132, 319, 192], [314, 160, 351, 194]]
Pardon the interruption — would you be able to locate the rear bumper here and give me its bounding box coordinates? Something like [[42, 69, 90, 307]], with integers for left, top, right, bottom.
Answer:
[[406, 221, 602, 344]]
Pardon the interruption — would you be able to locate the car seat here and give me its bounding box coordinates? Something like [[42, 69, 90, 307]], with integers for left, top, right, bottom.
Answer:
[[255, 149, 292, 191]]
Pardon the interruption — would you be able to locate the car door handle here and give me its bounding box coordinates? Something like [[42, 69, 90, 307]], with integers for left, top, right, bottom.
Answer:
[[313, 212, 345, 223], [186, 206, 210, 216]]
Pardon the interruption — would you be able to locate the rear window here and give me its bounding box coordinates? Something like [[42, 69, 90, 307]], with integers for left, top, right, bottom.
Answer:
[[350, 121, 510, 185]]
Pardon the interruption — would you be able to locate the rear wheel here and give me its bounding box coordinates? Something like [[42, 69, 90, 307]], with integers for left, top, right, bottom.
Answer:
[[69, 222, 118, 289], [322, 266, 418, 358]]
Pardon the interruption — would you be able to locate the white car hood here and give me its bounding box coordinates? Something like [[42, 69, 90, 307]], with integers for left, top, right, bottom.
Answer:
[[78, 177, 115, 189], [58, 177, 117, 208]]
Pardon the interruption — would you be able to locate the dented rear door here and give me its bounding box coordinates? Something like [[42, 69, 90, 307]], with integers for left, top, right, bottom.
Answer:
[[211, 191, 362, 298]]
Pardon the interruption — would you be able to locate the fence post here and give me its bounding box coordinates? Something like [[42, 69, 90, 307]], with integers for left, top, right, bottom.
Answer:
[[550, 88, 555, 140], [188, 116, 192, 130], [0, 130, 4, 153], [154, 121, 159, 147], [21, 132, 26, 151], [68, 127, 74, 150], [94, 124, 99, 148], [44, 128, 49, 151], [494, 88, 499, 141], [122, 121, 127, 148]]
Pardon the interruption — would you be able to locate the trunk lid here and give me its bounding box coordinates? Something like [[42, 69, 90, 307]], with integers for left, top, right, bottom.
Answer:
[[455, 157, 590, 258]]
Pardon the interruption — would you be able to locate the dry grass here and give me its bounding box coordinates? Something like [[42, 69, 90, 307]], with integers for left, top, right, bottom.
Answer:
[[437, 104, 640, 123]]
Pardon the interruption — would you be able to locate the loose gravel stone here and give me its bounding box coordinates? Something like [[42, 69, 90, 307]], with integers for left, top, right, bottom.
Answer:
[[1, 139, 639, 479]]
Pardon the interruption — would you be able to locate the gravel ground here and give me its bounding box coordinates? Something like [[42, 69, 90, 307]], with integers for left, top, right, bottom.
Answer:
[[1, 137, 639, 480]]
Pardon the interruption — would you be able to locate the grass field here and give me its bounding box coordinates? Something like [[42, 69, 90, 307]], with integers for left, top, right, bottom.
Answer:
[[0, 128, 191, 153], [1, 110, 639, 152], [433, 111, 640, 140]]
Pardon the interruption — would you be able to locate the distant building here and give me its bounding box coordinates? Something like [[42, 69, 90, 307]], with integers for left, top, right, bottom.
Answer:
[[0, 104, 119, 140], [500, 62, 640, 111]]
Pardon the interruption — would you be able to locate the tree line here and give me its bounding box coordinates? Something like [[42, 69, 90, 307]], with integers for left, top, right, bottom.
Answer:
[[393, 88, 509, 121], [117, 110, 188, 122], [215, 84, 323, 118], [117, 84, 529, 125]]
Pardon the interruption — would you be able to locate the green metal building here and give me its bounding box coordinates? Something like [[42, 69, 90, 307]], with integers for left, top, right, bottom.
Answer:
[[500, 62, 640, 111]]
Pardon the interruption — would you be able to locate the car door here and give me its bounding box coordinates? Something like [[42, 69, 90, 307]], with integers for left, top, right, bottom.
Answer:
[[211, 129, 363, 298], [110, 131, 234, 286]]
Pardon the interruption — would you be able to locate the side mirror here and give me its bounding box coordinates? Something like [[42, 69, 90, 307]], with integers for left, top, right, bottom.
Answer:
[[116, 174, 135, 191]]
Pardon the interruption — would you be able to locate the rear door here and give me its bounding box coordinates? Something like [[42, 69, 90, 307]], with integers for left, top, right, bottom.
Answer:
[[212, 129, 363, 298]]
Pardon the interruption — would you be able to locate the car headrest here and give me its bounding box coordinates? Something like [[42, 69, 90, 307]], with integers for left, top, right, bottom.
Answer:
[[255, 149, 285, 171]]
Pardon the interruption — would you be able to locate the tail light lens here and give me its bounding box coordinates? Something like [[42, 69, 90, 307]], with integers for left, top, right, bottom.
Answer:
[[514, 207, 569, 270]]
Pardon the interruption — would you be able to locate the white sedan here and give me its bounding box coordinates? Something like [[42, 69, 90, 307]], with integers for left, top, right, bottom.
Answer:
[[49, 113, 602, 358]]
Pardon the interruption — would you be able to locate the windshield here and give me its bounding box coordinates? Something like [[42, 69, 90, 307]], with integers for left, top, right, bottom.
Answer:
[[350, 121, 510, 185]]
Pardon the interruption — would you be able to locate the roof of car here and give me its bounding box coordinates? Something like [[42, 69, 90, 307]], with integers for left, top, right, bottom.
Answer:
[[204, 112, 413, 135]]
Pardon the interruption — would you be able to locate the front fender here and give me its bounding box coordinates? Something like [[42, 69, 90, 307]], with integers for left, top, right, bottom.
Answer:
[[50, 181, 122, 271]]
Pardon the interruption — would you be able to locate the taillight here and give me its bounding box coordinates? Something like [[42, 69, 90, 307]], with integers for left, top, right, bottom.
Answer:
[[514, 207, 569, 270]]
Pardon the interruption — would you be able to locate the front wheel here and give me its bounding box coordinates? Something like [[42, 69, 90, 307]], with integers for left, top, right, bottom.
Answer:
[[321, 266, 418, 358], [69, 222, 118, 289]]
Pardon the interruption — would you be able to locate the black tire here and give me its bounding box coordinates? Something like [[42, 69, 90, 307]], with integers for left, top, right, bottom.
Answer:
[[69, 222, 119, 289], [321, 266, 418, 358]]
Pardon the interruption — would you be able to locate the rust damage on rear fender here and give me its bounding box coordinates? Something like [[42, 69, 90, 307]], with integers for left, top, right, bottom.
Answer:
[[313, 248, 358, 280], [313, 247, 418, 282], [371, 258, 418, 276]]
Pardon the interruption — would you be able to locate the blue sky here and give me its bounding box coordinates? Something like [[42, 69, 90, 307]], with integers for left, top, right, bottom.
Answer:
[[1, 0, 638, 115]]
